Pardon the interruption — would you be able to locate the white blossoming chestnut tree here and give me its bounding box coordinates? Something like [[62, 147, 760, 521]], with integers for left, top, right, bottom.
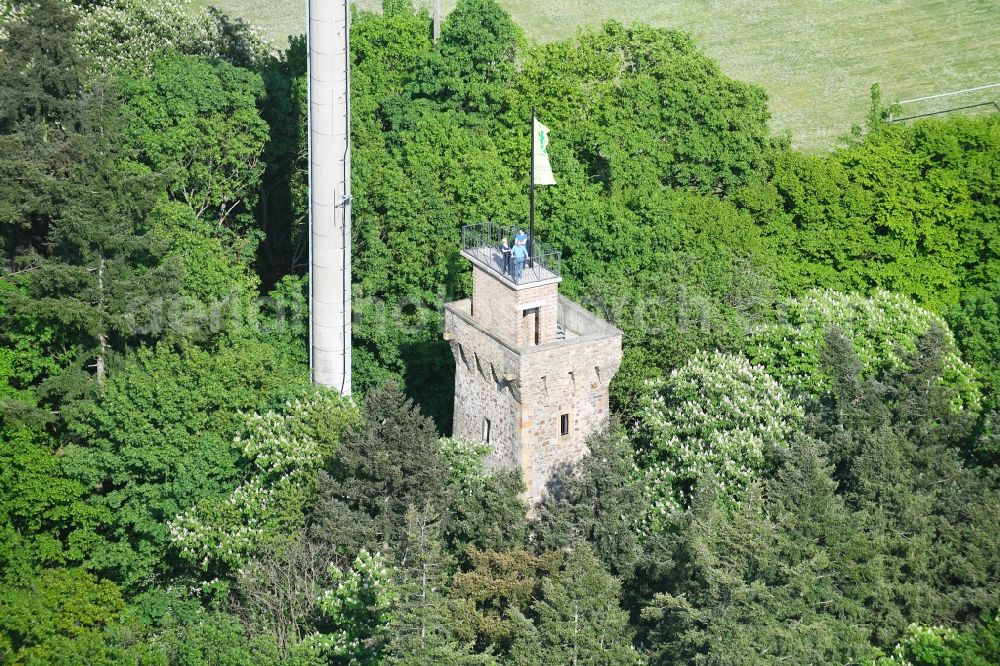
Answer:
[[75, 0, 269, 74], [170, 390, 357, 573], [749, 288, 980, 411], [294, 549, 397, 666], [635, 350, 803, 526]]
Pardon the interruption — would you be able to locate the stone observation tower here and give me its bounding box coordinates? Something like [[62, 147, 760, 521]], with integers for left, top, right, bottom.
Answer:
[[444, 223, 623, 502]]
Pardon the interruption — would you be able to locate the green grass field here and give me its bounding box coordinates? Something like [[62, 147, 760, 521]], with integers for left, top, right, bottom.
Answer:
[[193, 0, 1000, 151]]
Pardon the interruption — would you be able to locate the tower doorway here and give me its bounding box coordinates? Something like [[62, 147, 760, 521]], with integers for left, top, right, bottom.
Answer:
[[522, 307, 540, 346]]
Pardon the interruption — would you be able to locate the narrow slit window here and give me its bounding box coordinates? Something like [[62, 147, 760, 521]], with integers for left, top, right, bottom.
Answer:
[[482, 418, 492, 444], [560, 413, 570, 437]]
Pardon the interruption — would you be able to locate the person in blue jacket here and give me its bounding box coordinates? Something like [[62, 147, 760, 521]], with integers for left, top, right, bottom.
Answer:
[[512, 241, 528, 283], [514, 228, 528, 248]]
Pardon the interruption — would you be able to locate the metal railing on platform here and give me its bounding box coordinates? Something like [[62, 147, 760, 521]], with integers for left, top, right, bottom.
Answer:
[[461, 222, 561, 286]]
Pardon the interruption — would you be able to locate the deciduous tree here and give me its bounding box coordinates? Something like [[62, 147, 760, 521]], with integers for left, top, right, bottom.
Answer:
[[634, 350, 803, 522]]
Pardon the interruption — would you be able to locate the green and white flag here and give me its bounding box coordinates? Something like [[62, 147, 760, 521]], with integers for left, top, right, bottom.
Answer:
[[533, 117, 556, 185]]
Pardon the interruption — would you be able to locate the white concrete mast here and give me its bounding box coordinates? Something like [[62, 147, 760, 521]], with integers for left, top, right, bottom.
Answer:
[[307, 0, 352, 394]]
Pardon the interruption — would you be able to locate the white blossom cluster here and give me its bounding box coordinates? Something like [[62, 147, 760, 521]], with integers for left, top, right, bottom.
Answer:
[[880, 622, 964, 664], [0, 1, 28, 41], [439, 436, 491, 495], [750, 288, 980, 411], [298, 550, 397, 662], [169, 394, 345, 571], [74, 0, 270, 75], [636, 350, 804, 527]]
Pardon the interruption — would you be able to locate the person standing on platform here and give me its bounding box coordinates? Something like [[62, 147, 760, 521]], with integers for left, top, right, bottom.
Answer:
[[515, 228, 528, 248], [500, 237, 512, 275], [512, 241, 527, 283]]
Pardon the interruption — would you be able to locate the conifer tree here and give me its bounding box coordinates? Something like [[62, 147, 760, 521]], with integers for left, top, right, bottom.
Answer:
[[813, 328, 1000, 644], [0, 0, 83, 132], [885, 324, 976, 446], [531, 422, 647, 581], [450, 547, 563, 658], [1, 0, 85, 258], [439, 438, 528, 554], [510, 543, 642, 666], [310, 382, 451, 553], [1, 0, 176, 410], [761, 439, 879, 661], [386, 503, 494, 665], [645, 440, 879, 664], [7, 91, 175, 399]]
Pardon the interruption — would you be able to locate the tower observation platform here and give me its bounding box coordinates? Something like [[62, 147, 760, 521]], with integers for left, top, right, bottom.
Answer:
[[445, 223, 623, 502], [461, 222, 562, 287]]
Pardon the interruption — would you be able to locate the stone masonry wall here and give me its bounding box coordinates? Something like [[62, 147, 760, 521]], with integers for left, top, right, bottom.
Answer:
[[471, 265, 559, 346], [518, 333, 622, 501], [445, 302, 522, 471]]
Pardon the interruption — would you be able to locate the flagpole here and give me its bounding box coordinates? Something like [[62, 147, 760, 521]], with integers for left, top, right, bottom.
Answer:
[[529, 107, 535, 262]]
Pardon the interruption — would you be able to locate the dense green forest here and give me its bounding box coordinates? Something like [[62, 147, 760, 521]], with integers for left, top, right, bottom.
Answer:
[[1, 0, 998, 663]]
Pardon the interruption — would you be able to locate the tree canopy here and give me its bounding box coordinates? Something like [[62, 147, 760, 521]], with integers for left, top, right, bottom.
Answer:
[[1, 0, 998, 663]]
